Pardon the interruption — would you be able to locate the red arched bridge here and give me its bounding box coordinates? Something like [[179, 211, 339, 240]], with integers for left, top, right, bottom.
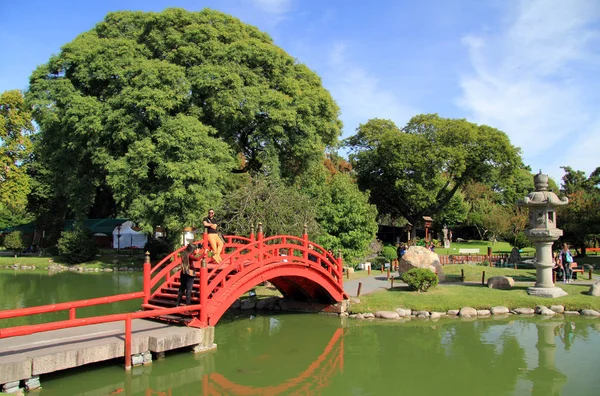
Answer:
[[143, 225, 347, 327], [0, 227, 347, 360]]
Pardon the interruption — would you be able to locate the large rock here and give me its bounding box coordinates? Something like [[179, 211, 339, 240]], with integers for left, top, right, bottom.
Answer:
[[375, 311, 400, 319], [589, 281, 600, 297], [459, 307, 477, 317], [487, 276, 514, 289], [398, 246, 445, 281]]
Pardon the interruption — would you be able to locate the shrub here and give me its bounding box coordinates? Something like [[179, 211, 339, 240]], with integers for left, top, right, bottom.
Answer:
[[57, 227, 98, 264], [144, 238, 170, 260], [505, 232, 531, 250], [402, 268, 438, 292], [3, 231, 24, 253], [382, 245, 398, 262], [45, 245, 60, 256], [371, 256, 386, 270]]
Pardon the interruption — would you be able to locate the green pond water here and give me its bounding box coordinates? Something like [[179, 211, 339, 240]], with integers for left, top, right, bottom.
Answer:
[[1, 271, 599, 395]]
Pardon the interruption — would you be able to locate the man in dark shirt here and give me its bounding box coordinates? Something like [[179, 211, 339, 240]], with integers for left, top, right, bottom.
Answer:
[[203, 209, 223, 263]]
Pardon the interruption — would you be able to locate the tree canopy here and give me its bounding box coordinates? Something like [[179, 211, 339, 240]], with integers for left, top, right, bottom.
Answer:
[[0, 90, 33, 212], [26, 8, 342, 234], [558, 166, 600, 253], [345, 115, 523, 238]]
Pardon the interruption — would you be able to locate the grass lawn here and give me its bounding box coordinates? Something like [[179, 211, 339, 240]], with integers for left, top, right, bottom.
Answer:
[[0, 253, 146, 270], [433, 240, 535, 256], [350, 282, 600, 314]]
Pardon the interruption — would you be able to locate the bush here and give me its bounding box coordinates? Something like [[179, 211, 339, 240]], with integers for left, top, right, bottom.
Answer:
[[57, 228, 98, 264], [45, 245, 60, 256], [371, 256, 386, 270], [144, 238, 170, 260], [382, 245, 398, 262], [505, 232, 531, 250], [3, 231, 24, 253], [402, 268, 438, 292]]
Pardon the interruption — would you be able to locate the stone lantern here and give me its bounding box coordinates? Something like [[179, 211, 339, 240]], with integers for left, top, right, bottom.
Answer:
[[518, 172, 568, 298]]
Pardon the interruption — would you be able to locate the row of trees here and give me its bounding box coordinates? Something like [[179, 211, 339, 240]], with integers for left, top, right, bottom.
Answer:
[[1, 8, 597, 262]]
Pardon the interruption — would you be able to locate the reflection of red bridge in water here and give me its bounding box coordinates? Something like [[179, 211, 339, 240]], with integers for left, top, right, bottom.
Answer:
[[144, 226, 348, 327], [144, 327, 346, 396]]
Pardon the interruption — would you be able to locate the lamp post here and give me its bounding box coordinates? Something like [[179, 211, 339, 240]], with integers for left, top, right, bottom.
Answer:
[[117, 224, 122, 253], [518, 171, 568, 298]]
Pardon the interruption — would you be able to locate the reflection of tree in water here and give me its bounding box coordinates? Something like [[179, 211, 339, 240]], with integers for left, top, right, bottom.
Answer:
[[339, 319, 527, 395], [0, 272, 142, 327]]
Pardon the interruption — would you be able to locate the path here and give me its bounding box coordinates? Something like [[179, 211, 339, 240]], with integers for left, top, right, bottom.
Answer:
[[0, 319, 214, 385]]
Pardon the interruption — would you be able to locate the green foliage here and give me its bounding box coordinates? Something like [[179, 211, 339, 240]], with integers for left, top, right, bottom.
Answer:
[[345, 115, 522, 238], [371, 256, 386, 270], [558, 166, 600, 253], [45, 245, 60, 256], [220, 175, 319, 237], [0, 90, 34, 211], [3, 231, 24, 252], [382, 246, 398, 262], [144, 238, 170, 261], [296, 164, 378, 262], [402, 268, 439, 292], [27, 8, 341, 232], [504, 232, 531, 250], [57, 228, 99, 264]]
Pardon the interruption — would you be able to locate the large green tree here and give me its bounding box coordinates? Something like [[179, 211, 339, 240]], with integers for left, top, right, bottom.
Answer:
[[558, 166, 600, 253], [345, 115, 522, 238], [0, 90, 33, 212], [297, 163, 379, 262], [27, 8, 341, 234]]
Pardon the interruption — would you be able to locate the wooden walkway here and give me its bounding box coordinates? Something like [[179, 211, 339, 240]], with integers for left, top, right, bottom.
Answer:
[[0, 319, 215, 386]]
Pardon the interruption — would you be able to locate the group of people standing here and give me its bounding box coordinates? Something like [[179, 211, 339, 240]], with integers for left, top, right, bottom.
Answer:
[[553, 243, 575, 283], [176, 209, 224, 306]]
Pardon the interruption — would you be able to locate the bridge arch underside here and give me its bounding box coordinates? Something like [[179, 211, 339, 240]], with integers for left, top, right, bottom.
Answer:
[[209, 263, 345, 326]]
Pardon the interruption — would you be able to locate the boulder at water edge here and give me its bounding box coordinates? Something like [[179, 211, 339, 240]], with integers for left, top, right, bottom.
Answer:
[[398, 246, 445, 281], [589, 281, 600, 297], [487, 276, 514, 289]]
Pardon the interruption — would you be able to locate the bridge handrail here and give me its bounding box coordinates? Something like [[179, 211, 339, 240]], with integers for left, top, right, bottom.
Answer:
[[0, 303, 202, 370], [0, 291, 145, 320]]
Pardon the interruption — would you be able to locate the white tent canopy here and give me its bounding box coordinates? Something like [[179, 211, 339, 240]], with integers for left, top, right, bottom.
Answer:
[[112, 221, 147, 249]]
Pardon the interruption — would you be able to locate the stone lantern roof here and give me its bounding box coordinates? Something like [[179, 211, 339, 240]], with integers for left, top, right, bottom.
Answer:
[[518, 172, 568, 207]]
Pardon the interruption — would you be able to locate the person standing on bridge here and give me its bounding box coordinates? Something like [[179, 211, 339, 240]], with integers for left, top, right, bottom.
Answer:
[[176, 244, 197, 306], [203, 209, 223, 263]]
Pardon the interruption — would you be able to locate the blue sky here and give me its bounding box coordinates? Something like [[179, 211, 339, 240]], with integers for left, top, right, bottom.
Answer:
[[1, 0, 599, 183]]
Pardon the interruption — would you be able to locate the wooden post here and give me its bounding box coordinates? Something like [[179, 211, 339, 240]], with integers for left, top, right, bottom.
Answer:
[[125, 314, 132, 370], [589, 269, 593, 280], [357, 282, 362, 297], [386, 267, 390, 280], [346, 268, 350, 279], [553, 270, 556, 284], [390, 277, 394, 288], [368, 265, 371, 275], [143, 251, 151, 304], [461, 269, 464, 282], [481, 271, 486, 285]]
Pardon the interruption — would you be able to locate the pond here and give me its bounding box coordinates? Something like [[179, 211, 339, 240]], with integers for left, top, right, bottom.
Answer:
[[1, 271, 598, 395]]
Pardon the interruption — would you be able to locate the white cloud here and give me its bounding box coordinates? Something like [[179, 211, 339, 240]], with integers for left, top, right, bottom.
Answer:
[[325, 42, 416, 138], [457, 0, 600, 182]]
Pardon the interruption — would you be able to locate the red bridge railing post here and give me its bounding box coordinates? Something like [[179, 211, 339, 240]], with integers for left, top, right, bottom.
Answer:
[[125, 314, 132, 370], [337, 249, 344, 287], [303, 224, 309, 261], [143, 251, 151, 305], [200, 258, 208, 326], [257, 222, 264, 262]]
